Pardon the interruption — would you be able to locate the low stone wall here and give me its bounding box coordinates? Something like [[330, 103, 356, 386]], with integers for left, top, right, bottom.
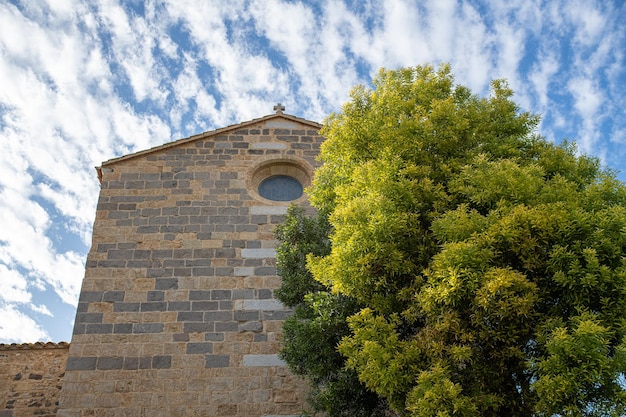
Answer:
[[0, 342, 69, 417]]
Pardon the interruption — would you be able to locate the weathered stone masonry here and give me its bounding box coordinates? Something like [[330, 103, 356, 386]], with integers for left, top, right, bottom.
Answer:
[[57, 112, 324, 417], [0, 342, 69, 417]]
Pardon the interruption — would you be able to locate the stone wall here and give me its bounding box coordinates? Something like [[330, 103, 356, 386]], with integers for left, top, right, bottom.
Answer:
[[57, 114, 324, 417], [0, 342, 69, 417]]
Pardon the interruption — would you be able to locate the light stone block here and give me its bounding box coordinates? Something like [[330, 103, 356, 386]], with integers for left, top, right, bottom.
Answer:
[[250, 206, 289, 215], [234, 299, 285, 311], [241, 248, 276, 258], [243, 354, 287, 367], [251, 143, 287, 150], [234, 267, 255, 276], [263, 120, 299, 128]]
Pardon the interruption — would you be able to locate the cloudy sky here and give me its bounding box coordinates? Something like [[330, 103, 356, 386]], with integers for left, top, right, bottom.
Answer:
[[1, 0, 625, 343]]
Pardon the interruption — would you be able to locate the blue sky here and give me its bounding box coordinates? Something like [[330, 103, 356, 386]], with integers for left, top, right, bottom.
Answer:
[[0, 0, 625, 343]]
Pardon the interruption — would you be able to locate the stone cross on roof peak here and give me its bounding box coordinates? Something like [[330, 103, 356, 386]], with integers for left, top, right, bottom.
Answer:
[[273, 103, 285, 114]]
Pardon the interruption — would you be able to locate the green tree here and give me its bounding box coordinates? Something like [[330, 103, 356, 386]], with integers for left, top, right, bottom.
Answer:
[[275, 206, 390, 416], [277, 64, 626, 416]]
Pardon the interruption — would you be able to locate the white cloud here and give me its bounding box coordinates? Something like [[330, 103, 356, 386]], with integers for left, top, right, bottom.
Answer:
[[31, 303, 54, 317], [0, 304, 49, 343], [0, 264, 31, 304], [0, 0, 624, 344]]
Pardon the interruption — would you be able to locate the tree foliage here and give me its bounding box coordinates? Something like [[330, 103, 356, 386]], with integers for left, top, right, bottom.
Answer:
[[275, 206, 390, 416], [276, 64, 626, 417]]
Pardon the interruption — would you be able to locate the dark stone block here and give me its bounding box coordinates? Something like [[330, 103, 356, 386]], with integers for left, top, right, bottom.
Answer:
[[149, 216, 168, 225], [114, 323, 133, 334], [147, 291, 164, 301], [215, 321, 238, 332], [96, 243, 116, 253], [139, 357, 152, 369], [79, 291, 103, 302], [178, 312, 204, 322], [97, 202, 118, 211], [173, 333, 189, 342], [186, 343, 213, 354], [174, 172, 195, 180], [161, 225, 184, 233], [137, 226, 160, 234], [193, 249, 215, 258], [211, 290, 232, 300], [257, 289, 273, 299], [113, 303, 140, 312], [251, 215, 267, 224], [145, 181, 163, 189], [140, 302, 167, 312], [139, 173, 160, 180], [185, 259, 212, 267], [72, 324, 86, 335], [232, 289, 254, 299], [218, 301, 233, 311], [292, 143, 312, 149], [103, 291, 125, 302], [66, 357, 97, 371], [152, 355, 172, 369], [76, 312, 103, 324], [97, 357, 123, 370], [133, 323, 164, 333], [204, 333, 224, 341], [191, 301, 219, 312], [236, 224, 257, 232], [168, 301, 191, 311], [97, 260, 126, 268], [147, 268, 172, 278], [152, 249, 173, 258], [234, 311, 259, 321], [107, 181, 124, 189], [190, 290, 212, 300], [133, 250, 152, 259], [204, 311, 232, 322], [215, 248, 236, 258], [263, 310, 293, 320], [86, 323, 113, 334], [155, 278, 178, 290], [192, 267, 215, 276], [168, 216, 189, 225], [184, 322, 213, 333], [214, 267, 233, 276], [270, 215, 287, 224], [173, 267, 192, 277], [123, 356, 139, 370], [255, 266, 277, 276], [127, 260, 153, 268], [205, 355, 230, 368]]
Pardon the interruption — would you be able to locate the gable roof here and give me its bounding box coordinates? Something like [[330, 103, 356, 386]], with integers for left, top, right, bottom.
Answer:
[[0, 341, 70, 350], [97, 112, 322, 176]]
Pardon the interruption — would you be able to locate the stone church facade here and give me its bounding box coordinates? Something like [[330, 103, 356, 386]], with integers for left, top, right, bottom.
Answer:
[[47, 109, 323, 417]]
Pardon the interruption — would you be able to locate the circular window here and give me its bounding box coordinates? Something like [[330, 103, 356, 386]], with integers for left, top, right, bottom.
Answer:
[[258, 175, 303, 201], [247, 157, 313, 204]]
